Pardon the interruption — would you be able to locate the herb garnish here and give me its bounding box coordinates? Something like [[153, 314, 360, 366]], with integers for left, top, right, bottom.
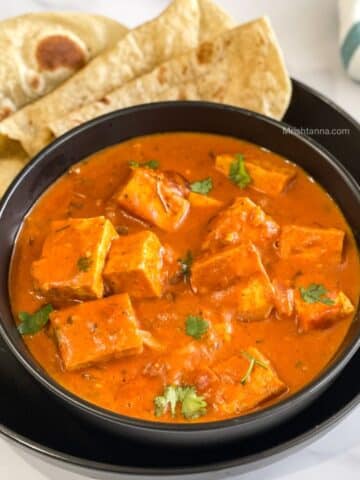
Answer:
[[178, 251, 193, 279], [299, 283, 335, 306], [154, 385, 207, 419], [181, 387, 208, 419], [190, 177, 213, 195], [154, 385, 178, 417], [17, 304, 53, 335], [129, 160, 159, 170], [229, 154, 251, 189], [185, 315, 209, 340], [241, 351, 268, 385], [77, 256, 93, 272]]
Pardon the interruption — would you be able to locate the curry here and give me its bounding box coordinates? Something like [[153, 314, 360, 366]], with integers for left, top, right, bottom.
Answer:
[[9, 132, 360, 423]]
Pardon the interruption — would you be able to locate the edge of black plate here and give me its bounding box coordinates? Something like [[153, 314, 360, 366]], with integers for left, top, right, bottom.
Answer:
[[293, 79, 360, 129], [0, 78, 359, 476]]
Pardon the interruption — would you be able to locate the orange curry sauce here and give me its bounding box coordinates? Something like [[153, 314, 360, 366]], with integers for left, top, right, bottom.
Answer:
[[10, 133, 360, 422]]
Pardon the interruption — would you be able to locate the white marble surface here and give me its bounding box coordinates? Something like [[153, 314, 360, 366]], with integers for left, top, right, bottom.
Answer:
[[0, 0, 359, 479]]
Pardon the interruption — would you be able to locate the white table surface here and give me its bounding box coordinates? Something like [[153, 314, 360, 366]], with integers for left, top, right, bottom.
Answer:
[[0, 1, 359, 479]]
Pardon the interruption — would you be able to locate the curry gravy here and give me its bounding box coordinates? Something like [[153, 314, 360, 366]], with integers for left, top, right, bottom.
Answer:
[[10, 133, 360, 422]]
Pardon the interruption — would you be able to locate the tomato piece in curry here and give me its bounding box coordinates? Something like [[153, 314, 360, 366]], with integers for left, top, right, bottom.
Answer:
[[10, 133, 360, 423]]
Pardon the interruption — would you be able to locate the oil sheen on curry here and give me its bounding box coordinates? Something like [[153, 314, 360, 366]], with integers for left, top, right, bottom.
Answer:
[[10, 133, 360, 423]]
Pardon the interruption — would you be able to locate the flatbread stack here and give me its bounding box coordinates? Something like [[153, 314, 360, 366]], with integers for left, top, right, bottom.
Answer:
[[0, 0, 292, 197], [0, 12, 128, 120], [0, 12, 128, 196]]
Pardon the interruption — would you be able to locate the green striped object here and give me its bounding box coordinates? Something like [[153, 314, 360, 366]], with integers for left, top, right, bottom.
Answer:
[[341, 22, 360, 69]]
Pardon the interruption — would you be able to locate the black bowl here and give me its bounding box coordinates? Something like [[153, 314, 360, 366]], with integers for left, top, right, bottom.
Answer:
[[0, 102, 359, 449]]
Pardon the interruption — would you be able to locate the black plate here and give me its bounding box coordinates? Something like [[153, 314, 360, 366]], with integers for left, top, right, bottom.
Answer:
[[1, 79, 359, 478]]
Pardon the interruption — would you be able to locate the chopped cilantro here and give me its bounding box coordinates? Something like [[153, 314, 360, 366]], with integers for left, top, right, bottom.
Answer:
[[154, 385, 179, 417], [77, 256, 93, 272], [185, 315, 209, 340], [240, 351, 268, 385], [129, 160, 159, 170], [228, 154, 251, 189], [181, 387, 208, 419], [154, 385, 207, 420], [299, 283, 335, 306], [17, 304, 53, 335], [190, 177, 213, 195]]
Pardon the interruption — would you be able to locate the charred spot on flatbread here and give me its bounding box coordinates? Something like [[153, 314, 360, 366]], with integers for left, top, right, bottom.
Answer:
[[157, 65, 168, 85], [36, 35, 87, 71], [197, 42, 214, 64], [0, 98, 16, 121]]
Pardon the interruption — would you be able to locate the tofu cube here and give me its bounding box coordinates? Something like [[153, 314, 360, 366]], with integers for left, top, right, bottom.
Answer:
[[191, 242, 265, 294], [50, 293, 143, 371], [202, 197, 279, 252], [189, 192, 223, 210], [212, 347, 287, 415], [295, 289, 354, 332], [224, 272, 275, 322], [115, 168, 190, 232], [104, 230, 163, 298], [246, 162, 296, 196], [280, 225, 345, 265], [31, 217, 118, 303], [215, 154, 296, 196], [272, 280, 295, 317]]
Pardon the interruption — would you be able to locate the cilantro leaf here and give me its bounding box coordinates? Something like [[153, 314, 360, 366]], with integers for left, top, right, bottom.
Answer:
[[154, 385, 207, 419], [185, 315, 209, 340], [240, 351, 268, 385], [181, 387, 207, 419], [178, 251, 193, 279], [154, 385, 179, 417], [17, 304, 53, 336], [77, 256, 92, 272], [228, 153, 251, 189], [299, 283, 335, 306], [129, 160, 159, 170], [190, 177, 213, 195]]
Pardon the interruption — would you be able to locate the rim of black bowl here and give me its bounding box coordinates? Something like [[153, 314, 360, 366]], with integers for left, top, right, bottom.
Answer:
[[0, 391, 357, 477], [0, 99, 359, 437]]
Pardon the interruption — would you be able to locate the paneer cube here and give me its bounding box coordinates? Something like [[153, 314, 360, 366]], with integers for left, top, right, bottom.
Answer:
[[103, 230, 163, 298], [279, 225, 344, 266], [211, 271, 274, 322], [272, 280, 295, 317], [50, 293, 143, 371], [191, 242, 265, 294], [226, 273, 274, 322], [215, 154, 296, 196], [295, 289, 354, 332], [115, 168, 190, 232], [212, 347, 287, 415], [31, 217, 118, 303], [189, 192, 223, 210], [202, 197, 279, 252], [245, 162, 296, 196]]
